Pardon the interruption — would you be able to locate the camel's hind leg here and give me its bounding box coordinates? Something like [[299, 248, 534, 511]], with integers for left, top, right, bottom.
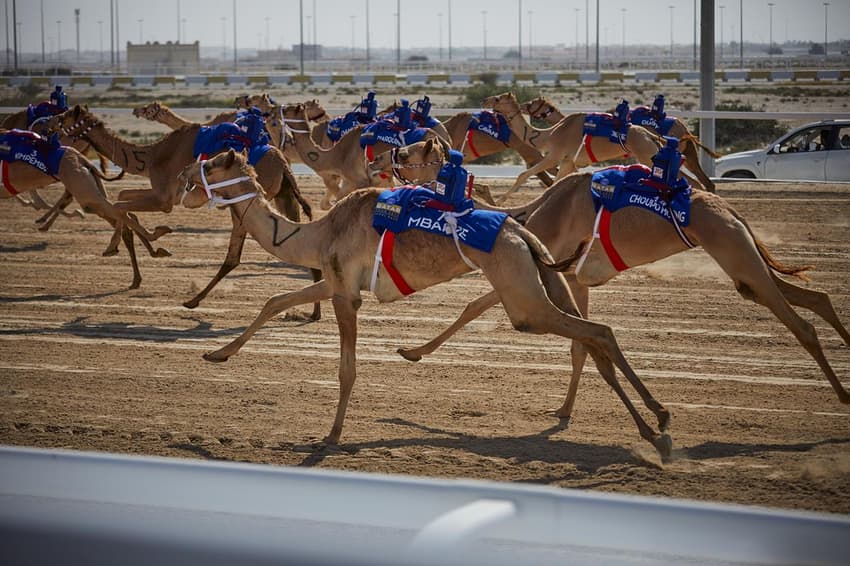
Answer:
[[681, 139, 715, 192], [702, 231, 850, 404], [325, 293, 362, 444], [553, 278, 590, 421], [120, 226, 143, 289], [771, 272, 850, 347], [497, 153, 563, 204], [204, 280, 334, 363]]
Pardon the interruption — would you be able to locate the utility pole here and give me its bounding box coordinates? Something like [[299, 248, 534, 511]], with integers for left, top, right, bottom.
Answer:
[[621, 8, 626, 59], [719, 5, 725, 64], [56, 20, 61, 63], [739, 0, 743, 68], [823, 2, 829, 59], [177, 0, 180, 42], [12, 0, 17, 70], [693, 0, 697, 70], [75, 8, 81, 63], [298, 0, 303, 75], [447, 0, 452, 62], [232, 0, 237, 72], [481, 10, 487, 60], [110, 0, 114, 69], [312, 0, 317, 65], [41, 0, 45, 63], [595, 0, 599, 73], [396, 0, 400, 73], [366, 0, 370, 70], [517, 0, 522, 70], [98, 20, 103, 63], [585, 0, 589, 66]]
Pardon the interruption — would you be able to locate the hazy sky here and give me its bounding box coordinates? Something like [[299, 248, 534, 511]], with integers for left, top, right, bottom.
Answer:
[[4, 0, 848, 55]]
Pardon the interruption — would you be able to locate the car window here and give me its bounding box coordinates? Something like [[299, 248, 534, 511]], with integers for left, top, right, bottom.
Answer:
[[837, 127, 850, 150], [777, 127, 831, 153]]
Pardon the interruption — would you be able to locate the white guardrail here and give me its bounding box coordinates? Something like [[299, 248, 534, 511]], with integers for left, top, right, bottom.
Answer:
[[2, 445, 849, 566]]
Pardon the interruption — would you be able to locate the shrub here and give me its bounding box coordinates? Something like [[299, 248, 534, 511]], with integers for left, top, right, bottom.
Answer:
[[691, 102, 786, 153]]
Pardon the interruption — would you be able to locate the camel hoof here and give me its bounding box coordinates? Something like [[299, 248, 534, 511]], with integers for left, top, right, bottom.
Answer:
[[152, 226, 172, 239], [322, 435, 340, 445], [653, 433, 674, 463], [658, 410, 672, 432], [183, 300, 200, 309], [152, 248, 172, 258], [130, 279, 142, 290], [72, 210, 85, 219], [37, 224, 51, 232], [203, 351, 229, 363], [102, 249, 119, 257], [397, 348, 422, 362]]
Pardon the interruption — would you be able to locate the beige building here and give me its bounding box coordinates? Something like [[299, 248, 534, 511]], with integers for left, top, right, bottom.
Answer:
[[126, 41, 200, 74]]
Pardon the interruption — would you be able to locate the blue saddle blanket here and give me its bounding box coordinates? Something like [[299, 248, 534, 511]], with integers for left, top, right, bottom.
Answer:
[[373, 187, 508, 253], [193, 123, 269, 166], [26, 102, 66, 127], [582, 113, 630, 144], [0, 129, 65, 175], [590, 165, 691, 226], [360, 120, 430, 148], [327, 111, 373, 143], [468, 111, 510, 143], [629, 107, 676, 136]]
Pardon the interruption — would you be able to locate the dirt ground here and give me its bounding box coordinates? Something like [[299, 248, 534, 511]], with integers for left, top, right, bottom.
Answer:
[[1, 174, 849, 516]]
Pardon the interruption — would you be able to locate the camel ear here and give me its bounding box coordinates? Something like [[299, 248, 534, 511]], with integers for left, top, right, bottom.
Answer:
[[225, 149, 237, 168], [423, 138, 434, 155]]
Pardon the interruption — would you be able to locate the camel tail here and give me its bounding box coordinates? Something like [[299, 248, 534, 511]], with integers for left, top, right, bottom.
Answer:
[[729, 208, 814, 282], [521, 229, 590, 273], [82, 158, 125, 182], [284, 167, 313, 221], [545, 237, 592, 272], [680, 133, 722, 159]]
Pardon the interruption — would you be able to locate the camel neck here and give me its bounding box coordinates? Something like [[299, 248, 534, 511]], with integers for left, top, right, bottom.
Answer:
[[84, 123, 198, 177], [500, 105, 555, 145], [232, 193, 323, 270], [156, 108, 194, 129]]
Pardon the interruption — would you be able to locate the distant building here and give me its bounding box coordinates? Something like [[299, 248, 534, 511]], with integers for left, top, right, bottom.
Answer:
[[126, 41, 200, 74]]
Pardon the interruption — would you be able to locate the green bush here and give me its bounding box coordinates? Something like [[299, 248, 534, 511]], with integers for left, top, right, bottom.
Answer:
[[691, 102, 786, 154]]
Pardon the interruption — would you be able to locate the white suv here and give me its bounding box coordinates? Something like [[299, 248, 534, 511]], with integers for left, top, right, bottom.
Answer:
[[714, 119, 850, 182]]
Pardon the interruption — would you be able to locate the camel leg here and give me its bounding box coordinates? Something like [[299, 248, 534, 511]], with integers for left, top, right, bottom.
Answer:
[[771, 272, 850, 346], [681, 140, 715, 192], [554, 278, 590, 421], [325, 293, 361, 444], [308, 269, 323, 321], [15, 193, 37, 209], [553, 158, 578, 183], [35, 192, 75, 231], [397, 290, 502, 361], [319, 173, 341, 210], [120, 226, 143, 289], [31, 190, 82, 217], [204, 280, 333, 363], [702, 234, 850, 404], [125, 212, 172, 246], [497, 154, 563, 204], [184, 221, 248, 309]]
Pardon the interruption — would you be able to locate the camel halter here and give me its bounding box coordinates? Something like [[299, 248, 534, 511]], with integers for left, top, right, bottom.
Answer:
[[385, 146, 445, 185], [195, 160, 256, 208]]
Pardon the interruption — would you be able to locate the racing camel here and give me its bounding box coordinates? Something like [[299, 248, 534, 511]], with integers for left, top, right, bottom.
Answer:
[[387, 140, 850, 421], [280, 103, 442, 209], [41, 105, 320, 316], [0, 143, 170, 288], [522, 95, 718, 191], [178, 149, 674, 459], [482, 92, 666, 202]]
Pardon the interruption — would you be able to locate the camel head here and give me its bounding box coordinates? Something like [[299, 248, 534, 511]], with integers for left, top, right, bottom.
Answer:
[[368, 137, 450, 185], [38, 104, 95, 140], [481, 92, 520, 115], [303, 99, 328, 121], [179, 149, 258, 209], [132, 101, 164, 120], [521, 96, 557, 121], [235, 93, 276, 114]]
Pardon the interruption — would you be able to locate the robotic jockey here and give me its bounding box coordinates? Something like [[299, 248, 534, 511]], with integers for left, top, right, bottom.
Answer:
[[431, 149, 471, 210], [357, 90, 378, 123]]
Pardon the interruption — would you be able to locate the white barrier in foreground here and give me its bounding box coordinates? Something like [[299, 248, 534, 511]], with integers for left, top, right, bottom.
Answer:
[[1, 446, 848, 565]]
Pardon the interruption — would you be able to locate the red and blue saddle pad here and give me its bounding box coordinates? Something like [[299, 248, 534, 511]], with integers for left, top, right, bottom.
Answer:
[[582, 113, 630, 144], [326, 110, 375, 143], [467, 111, 511, 144], [360, 120, 431, 149], [629, 106, 676, 136], [192, 123, 272, 166], [373, 186, 508, 252], [0, 129, 66, 176], [590, 164, 691, 227]]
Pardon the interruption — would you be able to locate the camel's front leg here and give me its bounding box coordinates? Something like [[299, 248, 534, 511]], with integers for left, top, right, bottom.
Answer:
[[771, 272, 850, 347], [184, 222, 248, 309], [398, 290, 501, 362], [554, 277, 589, 421], [204, 280, 333, 362], [325, 293, 361, 444], [497, 154, 562, 204], [120, 225, 143, 289]]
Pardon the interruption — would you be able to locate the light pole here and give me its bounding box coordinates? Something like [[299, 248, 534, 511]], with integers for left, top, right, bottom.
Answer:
[[527, 10, 532, 61], [739, 0, 743, 68], [692, 0, 697, 70], [98, 20, 103, 63], [40, 0, 45, 63], [220, 17, 226, 61], [517, 0, 522, 70], [74, 8, 80, 63], [137, 18, 143, 44], [366, 0, 371, 69], [668, 5, 675, 62], [349, 15, 355, 60], [438, 12, 443, 61], [448, 0, 452, 61], [298, 0, 303, 75], [396, 0, 400, 72], [181, 18, 186, 45], [585, 0, 589, 66], [312, 0, 316, 65], [574, 8, 580, 64], [5, 0, 10, 67], [823, 2, 829, 59], [767, 2, 774, 56], [481, 10, 487, 60], [176, 0, 180, 42], [232, 0, 237, 72], [621, 7, 626, 59], [719, 4, 725, 64], [56, 19, 61, 62]]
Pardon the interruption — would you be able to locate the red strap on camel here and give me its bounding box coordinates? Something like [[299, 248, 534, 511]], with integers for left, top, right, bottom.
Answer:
[[1, 161, 18, 195], [598, 208, 629, 272], [465, 130, 480, 158], [380, 231, 415, 296], [582, 134, 629, 163]]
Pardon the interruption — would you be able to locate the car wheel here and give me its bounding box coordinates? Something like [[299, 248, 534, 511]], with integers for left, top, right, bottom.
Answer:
[[721, 170, 757, 179]]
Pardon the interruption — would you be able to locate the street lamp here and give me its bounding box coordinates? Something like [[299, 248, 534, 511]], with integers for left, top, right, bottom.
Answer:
[[56, 19, 61, 62], [481, 10, 487, 60], [220, 16, 227, 61], [137, 18, 143, 44], [668, 5, 674, 62], [767, 2, 774, 56], [823, 2, 829, 59], [527, 10, 533, 60], [438, 12, 443, 61], [98, 20, 103, 63], [621, 7, 626, 59], [719, 5, 725, 63], [349, 15, 355, 59], [574, 8, 580, 64]]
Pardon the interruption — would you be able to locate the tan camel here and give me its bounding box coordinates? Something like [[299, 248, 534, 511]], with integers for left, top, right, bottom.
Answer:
[[280, 103, 443, 209], [42, 105, 320, 316], [132, 101, 235, 129], [178, 149, 674, 459], [0, 144, 171, 288], [2, 108, 101, 218], [482, 92, 666, 202], [389, 142, 850, 419], [440, 110, 556, 187], [522, 95, 718, 192]]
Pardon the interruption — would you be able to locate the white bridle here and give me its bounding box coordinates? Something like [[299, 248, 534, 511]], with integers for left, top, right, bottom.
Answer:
[[193, 159, 256, 208]]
